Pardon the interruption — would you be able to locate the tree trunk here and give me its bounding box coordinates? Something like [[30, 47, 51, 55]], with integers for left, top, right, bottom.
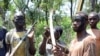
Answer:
[[45, 6, 48, 25], [90, 0, 96, 11], [70, 0, 73, 21]]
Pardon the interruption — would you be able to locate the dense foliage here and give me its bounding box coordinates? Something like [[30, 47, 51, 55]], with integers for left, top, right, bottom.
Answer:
[[0, 0, 100, 55]]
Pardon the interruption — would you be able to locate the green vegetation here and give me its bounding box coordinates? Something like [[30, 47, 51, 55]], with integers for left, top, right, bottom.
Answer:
[[33, 17, 75, 56], [0, 0, 100, 56]]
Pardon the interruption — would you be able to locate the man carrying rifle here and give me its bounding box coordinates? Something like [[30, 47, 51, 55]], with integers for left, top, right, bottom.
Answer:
[[5, 11, 36, 56]]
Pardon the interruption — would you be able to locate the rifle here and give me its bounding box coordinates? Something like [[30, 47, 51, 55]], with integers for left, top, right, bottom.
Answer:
[[9, 21, 37, 56]]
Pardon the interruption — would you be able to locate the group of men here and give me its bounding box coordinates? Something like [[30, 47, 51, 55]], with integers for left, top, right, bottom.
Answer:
[[0, 11, 100, 56]]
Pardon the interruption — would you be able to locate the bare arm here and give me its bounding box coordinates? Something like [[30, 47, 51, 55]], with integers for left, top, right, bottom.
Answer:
[[28, 37, 36, 55], [39, 36, 48, 55], [28, 31, 36, 55], [39, 28, 50, 55]]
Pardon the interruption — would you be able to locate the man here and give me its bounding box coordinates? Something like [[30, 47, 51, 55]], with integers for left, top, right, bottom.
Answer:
[[5, 11, 36, 56], [68, 12, 96, 56], [0, 26, 7, 56], [87, 12, 100, 56], [39, 26, 69, 56]]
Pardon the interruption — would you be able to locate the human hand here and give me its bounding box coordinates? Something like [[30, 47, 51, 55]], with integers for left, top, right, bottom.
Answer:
[[43, 27, 50, 39], [27, 30, 34, 38], [52, 45, 67, 56]]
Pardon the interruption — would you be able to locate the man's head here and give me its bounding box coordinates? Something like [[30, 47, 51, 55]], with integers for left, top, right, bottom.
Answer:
[[54, 26, 63, 40], [44, 26, 63, 40], [72, 12, 88, 32], [13, 11, 25, 28], [88, 12, 99, 28]]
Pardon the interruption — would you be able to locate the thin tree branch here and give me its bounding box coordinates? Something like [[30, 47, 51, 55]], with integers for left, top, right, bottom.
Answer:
[[70, 0, 73, 21]]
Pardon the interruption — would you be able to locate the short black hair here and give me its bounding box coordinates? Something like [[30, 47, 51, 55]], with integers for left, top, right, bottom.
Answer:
[[13, 11, 25, 20], [89, 12, 99, 19], [54, 26, 63, 36], [76, 11, 88, 21]]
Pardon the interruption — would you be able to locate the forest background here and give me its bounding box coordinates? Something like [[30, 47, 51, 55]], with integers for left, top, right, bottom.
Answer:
[[0, 0, 100, 56]]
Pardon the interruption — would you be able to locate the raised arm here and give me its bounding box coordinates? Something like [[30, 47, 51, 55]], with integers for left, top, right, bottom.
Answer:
[[27, 31, 36, 55], [39, 28, 50, 55]]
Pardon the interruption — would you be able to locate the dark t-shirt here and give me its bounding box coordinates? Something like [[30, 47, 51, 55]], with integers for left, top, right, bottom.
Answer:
[[0, 27, 7, 56]]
